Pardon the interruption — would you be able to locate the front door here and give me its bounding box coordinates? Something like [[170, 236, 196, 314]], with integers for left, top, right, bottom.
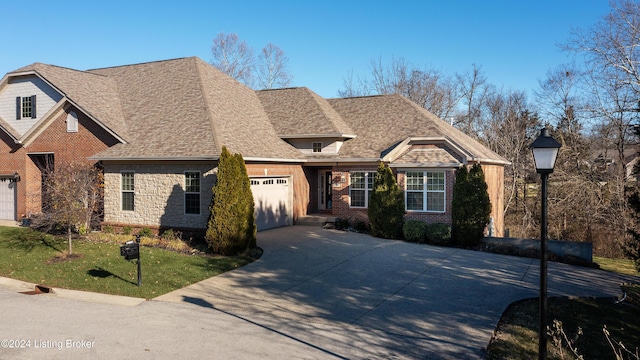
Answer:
[[318, 171, 332, 210]]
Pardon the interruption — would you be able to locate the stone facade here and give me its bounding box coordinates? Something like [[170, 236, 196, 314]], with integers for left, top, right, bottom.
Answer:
[[103, 162, 217, 231]]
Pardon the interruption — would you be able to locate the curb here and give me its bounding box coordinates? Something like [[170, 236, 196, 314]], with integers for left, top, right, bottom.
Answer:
[[0, 276, 146, 307]]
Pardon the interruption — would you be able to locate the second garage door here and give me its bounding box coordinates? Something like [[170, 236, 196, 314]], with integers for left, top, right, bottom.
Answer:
[[250, 177, 292, 231], [0, 180, 16, 221]]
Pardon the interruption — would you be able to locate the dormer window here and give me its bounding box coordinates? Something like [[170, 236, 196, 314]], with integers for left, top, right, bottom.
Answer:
[[16, 95, 36, 119], [312, 142, 322, 153]]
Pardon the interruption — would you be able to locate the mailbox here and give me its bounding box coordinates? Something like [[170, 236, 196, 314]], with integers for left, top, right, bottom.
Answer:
[[120, 240, 139, 260]]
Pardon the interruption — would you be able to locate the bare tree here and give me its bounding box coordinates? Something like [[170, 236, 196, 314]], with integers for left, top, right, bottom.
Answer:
[[255, 43, 293, 89], [41, 163, 103, 255], [456, 64, 490, 136], [339, 57, 461, 119], [210, 32, 255, 86]]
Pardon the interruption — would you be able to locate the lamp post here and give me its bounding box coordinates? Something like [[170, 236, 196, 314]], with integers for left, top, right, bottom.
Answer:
[[529, 127, 561, 360]]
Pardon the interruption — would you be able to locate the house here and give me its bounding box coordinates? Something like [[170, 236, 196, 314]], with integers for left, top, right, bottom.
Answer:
[[0, 57, 509, 236]]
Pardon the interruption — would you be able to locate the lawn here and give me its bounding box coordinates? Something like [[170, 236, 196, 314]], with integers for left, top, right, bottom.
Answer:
[[486, 257, 640, 359], [0, 226, 254, 299]]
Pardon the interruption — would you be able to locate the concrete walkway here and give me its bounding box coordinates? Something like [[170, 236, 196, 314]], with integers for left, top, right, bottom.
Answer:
[[155, 227, 637, 359]]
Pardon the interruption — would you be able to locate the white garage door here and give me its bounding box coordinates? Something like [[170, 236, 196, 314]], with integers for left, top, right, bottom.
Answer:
[[250, 177, 292, 231], [0, 180, 16, 220]]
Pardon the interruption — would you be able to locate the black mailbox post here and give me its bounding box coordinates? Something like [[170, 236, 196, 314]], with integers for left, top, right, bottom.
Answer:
[[120, 235, 141, 286]]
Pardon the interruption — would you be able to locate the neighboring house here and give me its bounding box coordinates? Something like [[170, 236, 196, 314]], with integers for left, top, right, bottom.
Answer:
[[0, 57, 509, 236]]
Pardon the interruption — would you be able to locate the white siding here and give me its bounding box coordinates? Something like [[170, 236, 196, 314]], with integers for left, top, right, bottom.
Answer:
[[286, 138, 344, 155], [0, 76, 63, 136]]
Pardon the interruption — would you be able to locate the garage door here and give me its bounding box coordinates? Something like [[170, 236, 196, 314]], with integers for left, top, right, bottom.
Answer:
[[0, 180, 16, 220], [250, 177, 292, 231]]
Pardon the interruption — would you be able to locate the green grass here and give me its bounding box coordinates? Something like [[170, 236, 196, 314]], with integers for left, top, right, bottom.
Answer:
[[0, 226, 253, 299], [487, 256, 640, 359], [594, 256, 639, 276]]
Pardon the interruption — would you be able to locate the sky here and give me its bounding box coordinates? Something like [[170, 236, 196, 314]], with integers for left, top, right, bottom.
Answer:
[[0, 1, 613, 99]]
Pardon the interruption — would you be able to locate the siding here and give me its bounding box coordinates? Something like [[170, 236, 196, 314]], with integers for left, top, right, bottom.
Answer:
[[0, 76, 63, 135]]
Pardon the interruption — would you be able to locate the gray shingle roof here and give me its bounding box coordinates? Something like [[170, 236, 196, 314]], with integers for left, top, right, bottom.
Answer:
[[86, 57, 302, 160], [8, 63, 129, 141], [327, 95, 508, 164], [257, 87, 355, 137]]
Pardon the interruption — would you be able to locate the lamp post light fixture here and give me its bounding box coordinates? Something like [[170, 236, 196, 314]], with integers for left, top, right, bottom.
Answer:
[[529, 127, 561, 360]]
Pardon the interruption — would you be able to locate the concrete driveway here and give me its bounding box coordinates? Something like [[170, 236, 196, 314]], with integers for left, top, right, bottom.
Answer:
[[154, 226, 637, 359]]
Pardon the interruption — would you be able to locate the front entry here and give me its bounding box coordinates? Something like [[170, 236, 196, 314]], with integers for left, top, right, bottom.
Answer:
[[318, 171, 332, 210], [0, 180, 16, 220]]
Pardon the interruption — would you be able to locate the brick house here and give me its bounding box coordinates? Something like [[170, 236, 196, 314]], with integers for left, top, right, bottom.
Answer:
[[0, 57, 508, 236]]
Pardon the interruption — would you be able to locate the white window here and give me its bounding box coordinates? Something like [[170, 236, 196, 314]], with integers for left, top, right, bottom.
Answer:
[[67, 111, 78, 132], [185, 172, 200, 214], [350, 171, 374, 208], [312, 142, 322, 153], [405, 171, 445, 212], [121, 172, 135, 211]]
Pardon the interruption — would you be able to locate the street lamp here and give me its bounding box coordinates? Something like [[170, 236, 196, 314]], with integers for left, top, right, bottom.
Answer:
[[529, 127, 561, 360]]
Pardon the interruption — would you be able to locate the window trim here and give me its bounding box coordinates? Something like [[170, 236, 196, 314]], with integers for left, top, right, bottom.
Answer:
[[184, 171, 201, 215], [16, 95, 37, 120], [349, 171, 374, 208], [312, 142, 322, 153], [121, 171, 135, 212], [405, 171, 446, 213]]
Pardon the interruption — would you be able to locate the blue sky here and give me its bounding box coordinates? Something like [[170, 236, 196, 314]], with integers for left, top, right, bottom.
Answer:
[[1, 1, 612, 98]]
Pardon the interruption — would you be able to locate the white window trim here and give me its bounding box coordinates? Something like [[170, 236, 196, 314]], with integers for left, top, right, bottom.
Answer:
[[349, 171, 374, 208], [405, 171, 446, 213], [121, 171, 135, 212], [184, 171, 201, 215], [312, 142, 323, 153], [67, 111, 78, 133]]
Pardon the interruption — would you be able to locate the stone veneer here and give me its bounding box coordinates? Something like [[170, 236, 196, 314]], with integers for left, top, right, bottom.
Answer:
[[103, 162, 217, 230]]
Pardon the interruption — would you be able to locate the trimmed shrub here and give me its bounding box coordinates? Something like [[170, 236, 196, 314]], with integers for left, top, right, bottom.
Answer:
[[206, 147, 257, 255], [451, 164, 491, 247], [368, 163, 405, 239], [352, 218, 370, 233], [403, 220, 428, 243], [335, 218, 350, 231], [425, 223, 451, 246]]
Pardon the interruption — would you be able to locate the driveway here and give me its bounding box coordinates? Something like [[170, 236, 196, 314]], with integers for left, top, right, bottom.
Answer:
[[155, 227, 637, 359]]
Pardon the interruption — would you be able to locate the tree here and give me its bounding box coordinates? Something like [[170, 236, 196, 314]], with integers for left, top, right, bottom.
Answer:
[[338, 57, 461, 120], [456, 64, 490, 136], [210, 32, 293, 90], [367, 162, 405, 239], [210, 32, 255, 86], [451, 164, 491, 247], [41, 162, 103, 255], [206, 146, 256, 255], [627, 126, 640, 271], [255, 43, 292, 89]]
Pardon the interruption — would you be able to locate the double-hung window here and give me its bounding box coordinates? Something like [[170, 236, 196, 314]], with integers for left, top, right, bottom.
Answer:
[[16, 95, 37, 119], [185, 172, 200, 214], [406, 171, 445, 212], [350, 171, 374, 207], [121, 172, 135, 211]]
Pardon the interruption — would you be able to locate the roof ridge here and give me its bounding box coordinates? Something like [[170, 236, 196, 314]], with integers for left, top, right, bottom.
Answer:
[[87, 56, 195, 72]]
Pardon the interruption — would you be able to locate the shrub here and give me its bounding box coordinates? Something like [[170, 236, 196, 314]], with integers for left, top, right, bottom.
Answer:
[[403, 220, 428, 243], [102, 225, 114, 234], [425, 223, 451, 246], [137, 228, 154, 238], [206, 147, 256, 255], [352, 218, 370, 233], [451, 164, 491, 247], [122, 226, 132, 235], [335, 218, 350, 231], [161, 229, 182, 241], [368, 163, 405, 239]]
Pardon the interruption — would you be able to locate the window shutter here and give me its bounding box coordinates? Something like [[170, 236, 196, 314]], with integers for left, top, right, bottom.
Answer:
[[16, 97, 21, 120], [31, 95, 37, 118]]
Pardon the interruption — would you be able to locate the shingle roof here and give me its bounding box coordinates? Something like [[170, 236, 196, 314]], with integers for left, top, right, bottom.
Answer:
[[86, 57, 302, 160], [327, 95, 508, 164], [257, 87, 355, 137], [8, 63, 129, 141]]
